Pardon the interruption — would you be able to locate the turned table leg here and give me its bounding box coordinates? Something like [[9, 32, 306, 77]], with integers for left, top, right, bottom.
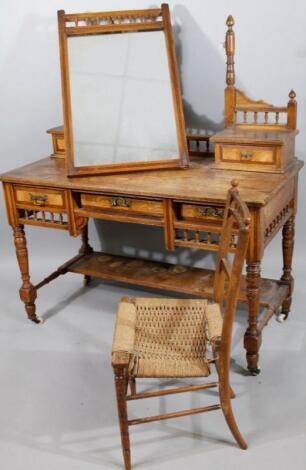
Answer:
[[78, 224, 93, 286], [13, 225, 40, 323], [244, 261, 262, 375], [279, 215, 295, 320]]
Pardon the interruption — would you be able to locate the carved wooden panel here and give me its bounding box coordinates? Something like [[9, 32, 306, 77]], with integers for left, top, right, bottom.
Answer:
[[263, 178, 295, 245], [264, 204, 292, 245], [63, 9, 163, 31]]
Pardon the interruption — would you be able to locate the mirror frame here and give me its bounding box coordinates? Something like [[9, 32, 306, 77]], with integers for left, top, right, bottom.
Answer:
[[57, 4, 189, 177]]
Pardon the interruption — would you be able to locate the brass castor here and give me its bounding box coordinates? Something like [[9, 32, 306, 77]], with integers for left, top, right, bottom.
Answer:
[[276, 312, 287, 323], [29, 315, 44, 324], [249, 366, 261, 376]]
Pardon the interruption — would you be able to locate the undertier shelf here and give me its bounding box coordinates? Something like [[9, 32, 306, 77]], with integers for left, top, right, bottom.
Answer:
[[67, 252, 288, 309]]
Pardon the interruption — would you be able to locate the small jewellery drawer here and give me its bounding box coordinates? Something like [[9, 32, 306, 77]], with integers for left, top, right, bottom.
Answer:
[[220, 145, 275, 164], [47, 126, 65, 158], [179, 203, 224, 223], [54, 135, 65, 153], [211, 125, 295, 173], [80, 194, 164, 217], [14, 186, 65, 209]]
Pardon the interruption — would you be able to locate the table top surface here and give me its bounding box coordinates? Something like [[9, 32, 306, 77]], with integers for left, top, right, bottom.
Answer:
[[0, 156, 303, 206]]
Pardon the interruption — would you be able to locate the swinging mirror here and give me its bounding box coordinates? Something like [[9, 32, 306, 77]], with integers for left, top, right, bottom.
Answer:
[[58, 4, 188, 176]]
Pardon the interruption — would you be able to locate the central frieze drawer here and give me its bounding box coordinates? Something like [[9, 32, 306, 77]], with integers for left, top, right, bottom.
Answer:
[[80, 194, 164, 217], [220, 145, 275, 164]]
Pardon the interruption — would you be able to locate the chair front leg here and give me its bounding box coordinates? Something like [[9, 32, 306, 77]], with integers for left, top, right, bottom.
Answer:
[[218, 375, 248, 449], [215, 344, 247, 450], [114, 365, 131, 470], [212, 338, 235, 399]]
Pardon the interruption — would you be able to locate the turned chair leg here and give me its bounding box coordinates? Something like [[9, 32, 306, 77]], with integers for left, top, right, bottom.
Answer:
[[114, 367, 131, 470]]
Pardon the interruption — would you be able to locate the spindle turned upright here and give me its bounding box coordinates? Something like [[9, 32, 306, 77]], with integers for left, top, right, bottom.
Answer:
[[0, 13, 303, 375]]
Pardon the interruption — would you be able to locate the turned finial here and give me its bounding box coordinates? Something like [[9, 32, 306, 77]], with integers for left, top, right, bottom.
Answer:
[[225, 15, 235, 86], [287, 89, 297, 130], [289, 89, 296, 102], [231, 179, 239, 189], [226, 15, 235, 28]]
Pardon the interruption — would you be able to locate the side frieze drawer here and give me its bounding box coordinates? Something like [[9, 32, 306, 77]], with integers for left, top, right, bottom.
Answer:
[[13, 185, 69, 230], [179, 203, 225, 223], [14, 186, 65, 209]]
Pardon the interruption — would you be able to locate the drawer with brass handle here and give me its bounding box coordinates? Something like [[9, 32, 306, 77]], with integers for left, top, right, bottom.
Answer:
[[110, 197, 131, 208], [220, 145, 275, 164], [210, 126, 296, 173], [30, 194, 49, 206], [240, 150, 254, 161], [80, 194, 164, 217], [14, 186, 65, 208], [179, 203, 225, 223]]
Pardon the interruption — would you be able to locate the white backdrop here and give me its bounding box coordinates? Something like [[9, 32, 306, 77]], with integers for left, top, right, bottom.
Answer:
[[1, 0, 305, 280]]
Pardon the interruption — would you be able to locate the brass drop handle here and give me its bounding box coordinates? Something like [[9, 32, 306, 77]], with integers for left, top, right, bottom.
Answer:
[[198, 206, 224, 218], [109, 197, 131, 208], [240, 151, 254, 161], [30, 193, 48, 206]]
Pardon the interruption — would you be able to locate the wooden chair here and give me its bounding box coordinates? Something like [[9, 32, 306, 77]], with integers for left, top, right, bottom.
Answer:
[[111, 180, 250, 469]]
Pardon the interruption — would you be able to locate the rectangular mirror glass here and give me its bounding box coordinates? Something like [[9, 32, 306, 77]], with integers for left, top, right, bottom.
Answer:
[[58, 5, 188, 176]]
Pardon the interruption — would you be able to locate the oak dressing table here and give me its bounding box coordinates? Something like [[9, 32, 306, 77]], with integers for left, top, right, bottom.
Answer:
[[0, 11, 303, 375]]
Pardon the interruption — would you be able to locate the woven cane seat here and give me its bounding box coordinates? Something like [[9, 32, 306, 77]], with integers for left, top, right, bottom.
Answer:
[[112, 297, 223, 379]]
